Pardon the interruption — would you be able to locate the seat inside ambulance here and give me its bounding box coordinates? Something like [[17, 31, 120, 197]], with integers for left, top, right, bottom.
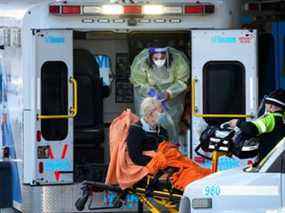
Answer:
[[73, 49, 105, 182]]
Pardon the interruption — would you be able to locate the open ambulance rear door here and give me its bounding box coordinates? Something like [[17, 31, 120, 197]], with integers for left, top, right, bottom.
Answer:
[[24, 30, 75, 185], [191, 30, 258, 162]]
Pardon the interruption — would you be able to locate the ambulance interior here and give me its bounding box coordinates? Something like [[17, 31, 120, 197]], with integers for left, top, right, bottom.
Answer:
[[41, 30, 246, 183], [72, 30, 190, 182]]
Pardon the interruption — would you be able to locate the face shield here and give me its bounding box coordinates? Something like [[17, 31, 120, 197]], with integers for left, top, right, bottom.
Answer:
[[257, 95, 268, 116], [149, 47, 168, 68]]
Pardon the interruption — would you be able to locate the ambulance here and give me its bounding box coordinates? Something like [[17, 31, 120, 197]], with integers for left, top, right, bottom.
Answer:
[[0, 0, 258, 212]]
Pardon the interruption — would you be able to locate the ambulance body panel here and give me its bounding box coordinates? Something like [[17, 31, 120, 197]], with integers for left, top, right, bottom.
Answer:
[[180, 138, 285, 212], [0, 1, 259, 212]]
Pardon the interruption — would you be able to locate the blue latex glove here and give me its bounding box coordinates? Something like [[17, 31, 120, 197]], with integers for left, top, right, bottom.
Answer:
[[147, 88, 169, 111], [147, 88, 157, 97]]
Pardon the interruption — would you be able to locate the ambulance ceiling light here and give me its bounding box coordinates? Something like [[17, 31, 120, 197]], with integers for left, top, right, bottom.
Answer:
[[82, 6, 101, 15], [62, 5, 81, 15], [102, 4, 124, 15], [50, 3, 214, 16], [124, 5, 142, 15], [142, 5, 164, 15], [185, 5, 203, 14], [142, 5, 183, 15], [164, 6, 183, 15], [49, 5, 61, 14], [184, 4, 215, 15]]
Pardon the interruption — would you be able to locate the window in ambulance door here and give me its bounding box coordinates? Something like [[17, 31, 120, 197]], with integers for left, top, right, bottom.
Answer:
[[203, 61, 245, 125], [41, 61, 68, 140]]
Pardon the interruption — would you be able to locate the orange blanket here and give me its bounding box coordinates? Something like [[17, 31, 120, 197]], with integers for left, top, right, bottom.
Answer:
[[146, 142, 211, 190], [105, 110, 211, 190], [105, 110, 149, 190]]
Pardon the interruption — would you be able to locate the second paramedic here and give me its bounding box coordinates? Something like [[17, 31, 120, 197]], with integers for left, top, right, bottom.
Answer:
[[130, 47, 190, 143], [229, 89, 285, 162]]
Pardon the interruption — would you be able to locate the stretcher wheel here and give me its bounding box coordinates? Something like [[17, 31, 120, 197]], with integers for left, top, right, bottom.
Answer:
[[75, 193, 89, 211]]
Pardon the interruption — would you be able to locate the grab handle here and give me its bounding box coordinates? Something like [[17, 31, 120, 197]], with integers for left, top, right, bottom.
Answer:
[[191, 79, 253, 118], [37, 77, 78, 120]]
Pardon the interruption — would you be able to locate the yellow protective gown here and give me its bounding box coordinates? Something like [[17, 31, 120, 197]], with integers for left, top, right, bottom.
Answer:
[[130, 47, 190, 143]]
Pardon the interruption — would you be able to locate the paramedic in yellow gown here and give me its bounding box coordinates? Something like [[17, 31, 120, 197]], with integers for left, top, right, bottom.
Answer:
[[130, 47, 190, 143]]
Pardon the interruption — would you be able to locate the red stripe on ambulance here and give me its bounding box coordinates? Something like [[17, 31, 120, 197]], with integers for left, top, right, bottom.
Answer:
[[61, 144, 68, 159]]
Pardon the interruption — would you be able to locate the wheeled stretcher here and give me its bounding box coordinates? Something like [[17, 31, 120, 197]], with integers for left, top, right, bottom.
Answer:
[[75, 168, 183, 213], [75, 122, 258, 212], [74, 148, 222, 213]]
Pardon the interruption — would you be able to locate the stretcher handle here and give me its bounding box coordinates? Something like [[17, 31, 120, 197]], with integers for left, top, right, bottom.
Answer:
[[191, 79, 254, 118], [37, 77, 78, 120], [195, 144, 226, 173], [194, 144, 212, 161]]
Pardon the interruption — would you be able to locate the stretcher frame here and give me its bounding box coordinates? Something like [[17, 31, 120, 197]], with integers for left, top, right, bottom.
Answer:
[[75, 178, 183, 213], [75, 150, 225, 213]]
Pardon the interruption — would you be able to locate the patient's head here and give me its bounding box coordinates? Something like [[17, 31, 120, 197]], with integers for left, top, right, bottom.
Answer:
[[140, 97, 163, 127]]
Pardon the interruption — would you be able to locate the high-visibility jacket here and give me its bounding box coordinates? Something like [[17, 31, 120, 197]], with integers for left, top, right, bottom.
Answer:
[[237, 111, 285, 161]]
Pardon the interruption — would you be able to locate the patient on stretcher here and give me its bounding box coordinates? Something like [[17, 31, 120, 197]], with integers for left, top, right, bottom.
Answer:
[[105, 97, 211, 191]]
